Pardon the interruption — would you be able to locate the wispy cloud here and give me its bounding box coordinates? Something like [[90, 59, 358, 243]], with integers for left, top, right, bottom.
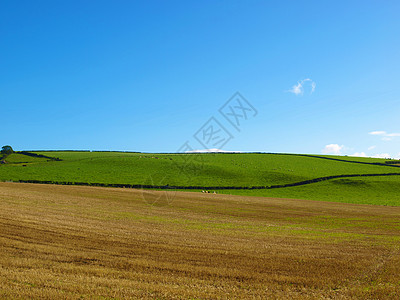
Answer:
[[369, 131, 400, 141], [372, 153, 391, 159], [321, 144, 343, 155], [351, 151, 393, 159], [288, 78, 316, 96], [367, 145, 376, 150], [350, 149, 394, 159], [369, 131, 386, 136], [351, 152, 367, 157]]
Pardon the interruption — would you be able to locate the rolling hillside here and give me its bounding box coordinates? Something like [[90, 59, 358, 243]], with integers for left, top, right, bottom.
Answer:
[[1, 151, 400, 205]]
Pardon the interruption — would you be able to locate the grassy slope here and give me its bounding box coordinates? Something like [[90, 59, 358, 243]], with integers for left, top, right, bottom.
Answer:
[[3, 153, 49, 164], [1, 151, 399, 205], [1, 183, 399, 299], [0, 151, 398, 185], [220, 176, 400, 206]]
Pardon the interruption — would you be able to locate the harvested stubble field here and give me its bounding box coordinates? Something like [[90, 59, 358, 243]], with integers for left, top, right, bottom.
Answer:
[[0, 182, 399, 299]]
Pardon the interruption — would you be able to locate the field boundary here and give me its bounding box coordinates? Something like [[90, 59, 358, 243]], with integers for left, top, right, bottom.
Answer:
[[8, 172, 400, 190], [17, 151, 62, 161]]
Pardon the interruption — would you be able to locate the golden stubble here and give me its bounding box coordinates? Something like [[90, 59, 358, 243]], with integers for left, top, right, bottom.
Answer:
[[0, 182, 399, 299]]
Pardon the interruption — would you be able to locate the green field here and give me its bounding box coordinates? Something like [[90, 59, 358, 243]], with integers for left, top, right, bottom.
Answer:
[[220, 176, 400, 206], [1, 151, 400, 205], [0, 153, 49, 164]]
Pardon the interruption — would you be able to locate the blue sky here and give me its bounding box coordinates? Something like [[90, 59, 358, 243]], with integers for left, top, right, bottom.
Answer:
[[1, 1, 400, 157]]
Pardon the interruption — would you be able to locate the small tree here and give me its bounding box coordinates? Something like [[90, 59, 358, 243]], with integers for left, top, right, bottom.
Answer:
[[1, 145, 14, 155]]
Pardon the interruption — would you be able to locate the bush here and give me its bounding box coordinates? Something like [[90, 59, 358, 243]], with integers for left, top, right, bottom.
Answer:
[[1, 145, 13, 155]]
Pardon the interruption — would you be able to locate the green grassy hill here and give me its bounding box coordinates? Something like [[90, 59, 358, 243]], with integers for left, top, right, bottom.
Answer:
[[220, 176, 400, 206], [1, 151, 400, 205], [1, 153, 49, 164]]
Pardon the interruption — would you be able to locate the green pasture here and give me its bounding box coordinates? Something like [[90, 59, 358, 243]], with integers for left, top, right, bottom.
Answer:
[[1, 151, 400, 205]]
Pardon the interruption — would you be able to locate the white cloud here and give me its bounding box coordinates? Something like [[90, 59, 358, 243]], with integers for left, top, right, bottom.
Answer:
[[351, 152, 367, 157], [367, 145, 376, 150], [311, 82, 316, 93], [369, 131, 386, 135], [349, 150, 395, 159], [382, 137, 393, 141], [288, 78, 316, 96], [369, 130, 400, 141], [387, 133, 400, 137], [372, 153, 391, 159], [290, 82, 302, 95], [321, 144, 344, 154]]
